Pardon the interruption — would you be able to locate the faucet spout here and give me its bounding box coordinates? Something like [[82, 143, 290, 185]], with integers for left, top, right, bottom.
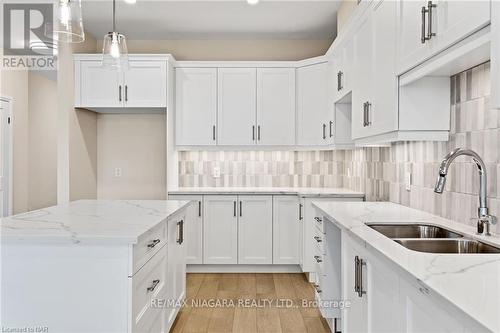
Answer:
[[434, 148, 496, 235]]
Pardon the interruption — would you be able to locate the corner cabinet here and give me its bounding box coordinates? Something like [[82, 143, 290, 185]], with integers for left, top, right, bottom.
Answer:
[[74, 55, 168, 112]]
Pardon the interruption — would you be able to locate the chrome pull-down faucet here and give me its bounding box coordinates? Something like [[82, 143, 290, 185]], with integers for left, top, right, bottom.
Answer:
[[434, 148, 497, 236]]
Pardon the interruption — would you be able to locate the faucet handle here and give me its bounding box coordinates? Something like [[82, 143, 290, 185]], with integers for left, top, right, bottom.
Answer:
[[477, 219, 485, 234]]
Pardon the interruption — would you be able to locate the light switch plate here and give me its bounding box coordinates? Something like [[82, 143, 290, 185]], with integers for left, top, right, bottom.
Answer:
[[114, 168, 122, 177], [213, 166, 220, 178]]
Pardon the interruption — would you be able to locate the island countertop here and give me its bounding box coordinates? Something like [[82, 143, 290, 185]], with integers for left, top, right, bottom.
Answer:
[[0, 199, 191, 245], [312, 201, 500, 333]]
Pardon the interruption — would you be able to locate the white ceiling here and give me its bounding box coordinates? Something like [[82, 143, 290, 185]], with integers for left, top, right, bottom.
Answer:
[[81, 0, 340, 40]]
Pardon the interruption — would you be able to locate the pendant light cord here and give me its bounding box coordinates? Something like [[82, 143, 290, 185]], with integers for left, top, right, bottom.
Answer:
[[112, 0, 116, 32]]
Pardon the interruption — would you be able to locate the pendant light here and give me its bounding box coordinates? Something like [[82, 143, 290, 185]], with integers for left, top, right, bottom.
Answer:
[[102, 0, 129, 70], [45, 0, 85, 43]]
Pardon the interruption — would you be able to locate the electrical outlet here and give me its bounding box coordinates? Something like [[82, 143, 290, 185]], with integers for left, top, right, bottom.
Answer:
[[213, 166, 220, 178], [114, 168, 122, 177], [405, 172, 412, 191]]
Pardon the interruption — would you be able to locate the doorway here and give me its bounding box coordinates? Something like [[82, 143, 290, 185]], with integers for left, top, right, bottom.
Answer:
[[0, 97, 13, 217]]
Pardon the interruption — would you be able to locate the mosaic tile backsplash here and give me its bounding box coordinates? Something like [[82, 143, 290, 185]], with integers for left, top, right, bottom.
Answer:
[[178, 62, 499, 232]]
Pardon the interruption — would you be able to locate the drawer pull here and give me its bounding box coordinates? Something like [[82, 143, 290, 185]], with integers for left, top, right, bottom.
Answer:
[[314, 217, 322, 223], [314, 255, 323, 263], [314, 236, 322, 243], [314, 284, 322, 293], [147, 279, 160, 292], [147, 239, 161, 248]]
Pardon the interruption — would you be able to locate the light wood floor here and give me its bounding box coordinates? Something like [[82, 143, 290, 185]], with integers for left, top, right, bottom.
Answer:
[[170, 273, 330, 333]]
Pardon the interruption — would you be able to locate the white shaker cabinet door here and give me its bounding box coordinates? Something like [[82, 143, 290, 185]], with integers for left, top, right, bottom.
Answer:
[[272, 196, 300, 264], [123, 60, 167, 107], [175, 68, 217, 146], [296, 62, 330, 146], [76, 60, 123, 108], [168, 195, 203, 265], [203, 195, 238, 264], [256, 68, 296, 145], [217, 68, 257, 146], [238, 195, 273, 265]]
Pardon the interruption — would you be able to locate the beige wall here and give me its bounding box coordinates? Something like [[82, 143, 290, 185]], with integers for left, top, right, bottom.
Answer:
[[337, 0, 358, 33], [97, 114, 166, 200], [28, 73, 58, 210], [97, 39, 333, 61], [1, 70, 29, 214]]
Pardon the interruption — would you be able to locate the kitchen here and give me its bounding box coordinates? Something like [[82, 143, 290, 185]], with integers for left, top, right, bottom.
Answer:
[[0, 0, 499, 332]]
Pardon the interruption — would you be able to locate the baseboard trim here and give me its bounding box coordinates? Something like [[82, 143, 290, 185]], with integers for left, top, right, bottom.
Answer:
[[187, 264, 302, 273]]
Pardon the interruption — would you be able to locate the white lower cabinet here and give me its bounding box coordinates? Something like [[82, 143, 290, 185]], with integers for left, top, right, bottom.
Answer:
[[203, 195, 238, 264], [238, 195, 273, 264], [167, 194, 203, 264], [339, 230, 488, 333], [273, 196, 300, 264]]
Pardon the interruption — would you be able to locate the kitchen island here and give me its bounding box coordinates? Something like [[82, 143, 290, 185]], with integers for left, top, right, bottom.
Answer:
[[1, 199, 193, 333]]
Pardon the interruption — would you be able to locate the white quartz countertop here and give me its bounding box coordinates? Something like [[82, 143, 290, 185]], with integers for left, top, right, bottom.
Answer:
[[169, 187, 365, 198], [312, 201, 500, 332], [0, 200, 191, 245]]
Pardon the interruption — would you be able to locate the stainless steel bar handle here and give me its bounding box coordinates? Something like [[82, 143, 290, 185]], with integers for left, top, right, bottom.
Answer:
[[147, 239, 161, 248], [421, 5, 428, 44], [354, 256, 360, 293], [362, 102, 367, 127], [239, 201, 242, 217], [176, 220, 184, 244], [329, 120, 334, 138], [366, 102, 372, 126], [258, 126, 261, 141], [119, 85, 122, 102], [337, 71, 343, 91], [322, 123, 327, 140], [427, 1, 437, 40], [233, 201, 237, 217], [125, 85, 128, 102], [198, 201, 202, 217], [213, 125, 216, 141], [299, 203, 303, 220], [252, 125, 256, 141], [147, 279, 160, 292], [358, 258, 366, 297]]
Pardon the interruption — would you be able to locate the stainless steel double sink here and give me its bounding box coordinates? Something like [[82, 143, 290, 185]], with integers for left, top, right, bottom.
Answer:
[[367, 224, 500, 254]]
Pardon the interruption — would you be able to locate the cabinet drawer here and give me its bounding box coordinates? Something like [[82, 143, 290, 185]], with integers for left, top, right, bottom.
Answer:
[[132, 245, 167, 333], [313, 215, 324, 233], [133, 221, 166, 274]]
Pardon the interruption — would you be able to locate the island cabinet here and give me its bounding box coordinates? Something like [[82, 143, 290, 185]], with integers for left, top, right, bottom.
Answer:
[[0, 200, 189, 333], [339, 231, 489, 333]]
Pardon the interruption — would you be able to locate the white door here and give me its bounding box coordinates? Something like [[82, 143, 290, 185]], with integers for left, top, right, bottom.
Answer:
[[203, 195, 238, 264], [273, 196, 300, 264], [397, 0, 434, 73], [238, 195, 273, 265], [256, 68, 296, 145], [351, 13, 373, 140], [296, 62, 330, 146], [175, 68, 217, 146], [0, 98, 12, 217], [123, 60, 167, 107], [435, 0, 490, 53], [168, 195, 203, 265], [77, 60, 123, 107], [369, 0, 398, 137], [166, 212, 187, 327], [217, 68, 257, 146], [342, 234, 368, 333]]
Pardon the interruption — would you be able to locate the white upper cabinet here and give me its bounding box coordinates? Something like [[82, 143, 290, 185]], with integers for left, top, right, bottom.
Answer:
[[74, 55, 168, 111], [237, 195, 273, 265], [217, 68, 257, 146], [175, 68, 217, 146], [332, 38, 354, 103], [123, 60, 167, 107], [297, 62, 330, 146], [398, 0, 490, 73], [76, 60, 123, 108], [256, 68, 296, 145]]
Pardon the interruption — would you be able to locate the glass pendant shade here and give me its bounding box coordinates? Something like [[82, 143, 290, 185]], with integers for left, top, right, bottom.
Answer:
[[102, 31, 129, 70], [45, 0, 85, 43]]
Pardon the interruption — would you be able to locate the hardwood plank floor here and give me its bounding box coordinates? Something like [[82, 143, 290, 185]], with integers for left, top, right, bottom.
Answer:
[[170, 273, 330, 333]]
